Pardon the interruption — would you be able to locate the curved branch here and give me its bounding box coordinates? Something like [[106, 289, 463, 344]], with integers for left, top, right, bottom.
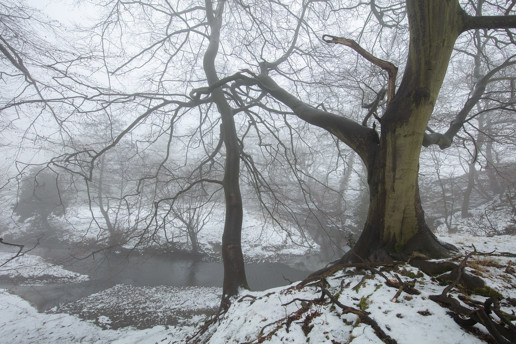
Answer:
[[370, 0, 397, 28], [362, 88, 386, 126], [255, 73, 379, 168], [424, 57, 516, 149], [88, 100, 174, 180], [322, 34, 398, 103], [261, 0, 310, 70]]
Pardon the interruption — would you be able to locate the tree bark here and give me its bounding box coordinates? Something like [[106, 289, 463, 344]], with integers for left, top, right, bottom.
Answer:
[[336, 153, 355, 213], [97, 154, 118, 247], [484, 120, 502, 195], [461, 160, 476, 218]]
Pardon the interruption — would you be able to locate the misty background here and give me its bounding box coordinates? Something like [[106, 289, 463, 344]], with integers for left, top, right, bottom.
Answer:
[[0, 0, 515, 339]]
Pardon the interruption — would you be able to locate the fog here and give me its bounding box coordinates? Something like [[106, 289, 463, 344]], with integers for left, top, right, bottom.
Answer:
[[1, 0, 515, 342]]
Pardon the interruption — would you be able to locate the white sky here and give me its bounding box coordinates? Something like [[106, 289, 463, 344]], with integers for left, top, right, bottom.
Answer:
[[26, 0, 98, 26]]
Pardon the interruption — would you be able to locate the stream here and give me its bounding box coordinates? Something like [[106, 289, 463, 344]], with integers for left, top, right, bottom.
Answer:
[[1, 248, 312, 312]]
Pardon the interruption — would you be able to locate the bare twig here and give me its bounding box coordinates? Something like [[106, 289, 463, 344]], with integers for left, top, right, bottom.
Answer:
[[0, 238, 24, 267]]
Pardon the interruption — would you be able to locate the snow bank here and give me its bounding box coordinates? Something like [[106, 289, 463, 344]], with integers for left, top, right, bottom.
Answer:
[[205, 270, 489, 343], [0, 252, 88, 284], [0, 289, 191, 344]]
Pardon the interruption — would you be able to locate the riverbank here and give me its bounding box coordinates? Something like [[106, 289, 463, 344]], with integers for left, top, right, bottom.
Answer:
[[0, 249, 217, 343], [0, 289, 189, 344], [1, 233, 515, 343]]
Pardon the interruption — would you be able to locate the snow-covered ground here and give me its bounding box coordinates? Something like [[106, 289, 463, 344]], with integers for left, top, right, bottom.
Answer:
[[435, 195, 515, 237], [51, 284, 221, 330], [205, 271, 485, 343], [1, 231, 514, 343], [438, 233, 515, 255], [197, 229, 516, 343], [0, 251, 88, 284], [0, 288, 192, 344]]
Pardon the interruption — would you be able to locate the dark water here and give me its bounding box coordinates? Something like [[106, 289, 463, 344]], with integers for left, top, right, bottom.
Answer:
[[1, 250, 311, 311]]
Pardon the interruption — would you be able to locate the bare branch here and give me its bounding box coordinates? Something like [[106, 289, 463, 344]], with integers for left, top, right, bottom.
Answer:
[[322, 34, 398, 103], [464, 14, 516, 31], [424, 57, 516, 149], [362, 88, 386, 126], [0, 238, 24, 267], [254, 72, 379, 168]]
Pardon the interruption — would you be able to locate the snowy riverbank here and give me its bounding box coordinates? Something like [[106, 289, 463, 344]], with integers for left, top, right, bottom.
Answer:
[[1, 233, 515, 343]]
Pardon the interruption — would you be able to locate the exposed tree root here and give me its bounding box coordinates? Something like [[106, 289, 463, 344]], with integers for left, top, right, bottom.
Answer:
[[410, 254, 485, 291], [319, 286, 397, 344], [191, 248, 514, 344], [427, 250, 516, 344], [301, 248, 514, 344], [299, 261, 396, 287], [235, 280, 397, 344], [431, 295, 516, 344], [186, 308, 226, 343]]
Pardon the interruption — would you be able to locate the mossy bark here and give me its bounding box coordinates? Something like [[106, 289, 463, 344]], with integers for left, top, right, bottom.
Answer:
[[343, 0, 466, 261]]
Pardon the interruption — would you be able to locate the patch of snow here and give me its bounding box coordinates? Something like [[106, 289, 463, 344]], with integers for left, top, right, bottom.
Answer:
[[435, 195, 515, 237], [203, 257, 514, 343], [0, 289, 191, 344], [53, 284, 221, 329], [439, 233, 516, 255], [0, 252, 88, 284]]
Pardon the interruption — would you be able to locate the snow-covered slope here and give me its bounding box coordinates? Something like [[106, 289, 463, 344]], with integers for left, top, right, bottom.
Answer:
[[198, 235, 515, 343]]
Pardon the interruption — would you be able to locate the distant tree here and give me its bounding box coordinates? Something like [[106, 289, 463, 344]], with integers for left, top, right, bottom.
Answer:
[[14, 168, 65, 228]]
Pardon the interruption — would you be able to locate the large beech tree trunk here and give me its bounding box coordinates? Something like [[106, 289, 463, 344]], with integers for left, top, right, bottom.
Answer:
[[345, 0, 465, 261], [349, 148, 453, 262]]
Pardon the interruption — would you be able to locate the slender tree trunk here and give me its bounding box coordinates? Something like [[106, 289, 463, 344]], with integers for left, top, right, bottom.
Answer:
[[188, 227, 200, 254], [462, 19, 490, 217], [336, 153, 355, 213], [98, 154, 117, 247], [203, 0, 248, 310], [484, 120, 502, 195], [434, 157, 454, 231], [461, 160, 476, 218]]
